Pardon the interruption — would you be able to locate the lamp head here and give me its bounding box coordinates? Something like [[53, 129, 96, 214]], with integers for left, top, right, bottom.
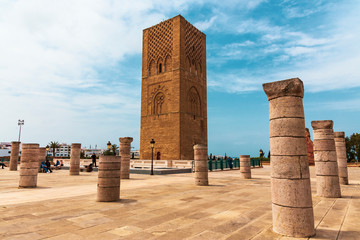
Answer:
[[150, 139, 155, 148]]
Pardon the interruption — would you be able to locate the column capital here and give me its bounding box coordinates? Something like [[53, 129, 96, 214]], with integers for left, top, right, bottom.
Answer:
[[311, 120, 333, 130], [119, 137, 133, 143], [263, 78, 304, 100], [334, 131, 345, 138], [71, 143, 81, 148]]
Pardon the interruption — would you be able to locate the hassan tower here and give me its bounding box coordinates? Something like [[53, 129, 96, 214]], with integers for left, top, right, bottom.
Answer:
[[140, 15, 207, 160]]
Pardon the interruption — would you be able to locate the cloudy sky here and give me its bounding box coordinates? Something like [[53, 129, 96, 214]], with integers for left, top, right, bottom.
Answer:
[[1, 0, 359, 157]]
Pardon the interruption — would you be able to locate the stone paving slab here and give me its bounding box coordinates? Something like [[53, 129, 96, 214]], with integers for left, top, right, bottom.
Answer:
[[0, 166, 359, 239]]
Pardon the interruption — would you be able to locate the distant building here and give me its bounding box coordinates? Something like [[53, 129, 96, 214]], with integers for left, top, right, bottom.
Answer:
[[131, 150, 140, 159], [47, 143, 71, 157], [0, 142, 12, 149], [0, 149, 11, 157], [83, 148, 104, 157]]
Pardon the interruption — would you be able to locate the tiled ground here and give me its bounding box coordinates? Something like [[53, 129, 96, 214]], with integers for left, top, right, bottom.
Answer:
[[0, 166, 359, 240]]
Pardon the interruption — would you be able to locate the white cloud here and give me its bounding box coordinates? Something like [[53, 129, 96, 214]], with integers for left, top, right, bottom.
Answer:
[[195, 16, 217, 31], [0, 0, 194, 146]]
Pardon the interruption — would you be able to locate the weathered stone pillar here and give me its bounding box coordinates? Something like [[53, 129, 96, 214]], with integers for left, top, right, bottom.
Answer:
[[334, 132, 349, 185], [312, 121, 341, 198], [19, 143, 39, 188], [194, 144, 208, 186], [119, 137, 133, 179], [97, 155, 121, 202], [240, 155, 251, 179], [263, 78, 315, 237], [69, 143, 81, 175], [38, 147, 47, 168], [305, 128, 315, 165], [9, 141, 21, 171]]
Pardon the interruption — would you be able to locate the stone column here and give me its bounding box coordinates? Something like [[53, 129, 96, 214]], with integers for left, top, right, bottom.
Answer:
[[305, 128, 315, 165], [38, 147, 47, 168], [311, 121, 341, 198], [239, 155, 251, 179], [194, 144, 208, 186], [334, 132, 349, 185], [69, 143, 81, 175], [9, 141, 21, 171], [97, 155, 121, 202], [263, 78, 315, 237], [119, 137, 133, 179], [19, 143, 39, 188]]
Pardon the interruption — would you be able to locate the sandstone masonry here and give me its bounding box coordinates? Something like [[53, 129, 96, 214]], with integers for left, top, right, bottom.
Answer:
[[311, 120, 341, 198], [119, 137, 133, 179], [140, 15, 207, 160], [193, 144, 208, 186], [239, 155, 251, 179], [19, 143, 39, 188], [97, 155, 121, 202], [9, 141, 20, 171], [334, 131, 349, 185], [69, 143, 81, 176], [263, 78, 315, 237]]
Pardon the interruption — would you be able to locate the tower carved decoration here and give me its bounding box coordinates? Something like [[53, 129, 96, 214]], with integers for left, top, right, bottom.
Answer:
[[147, 85, 170, 115], [147, 19, 173, 76], [140, 15, 207, 160], [188, 87, 201, 116], [185, 21, 203, 78]]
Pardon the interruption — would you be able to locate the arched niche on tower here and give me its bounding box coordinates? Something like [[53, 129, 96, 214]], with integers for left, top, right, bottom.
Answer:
[[149, 60, 156, 76], [165, 55, 172, 72], [187, 86, 201, 117], [153, 92, 165, 115], [157, 57, 164, 74], [186, 56, 191, 73]]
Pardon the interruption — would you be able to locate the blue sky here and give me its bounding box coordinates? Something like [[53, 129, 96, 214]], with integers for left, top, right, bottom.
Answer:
[[1, 0, 359, 157]]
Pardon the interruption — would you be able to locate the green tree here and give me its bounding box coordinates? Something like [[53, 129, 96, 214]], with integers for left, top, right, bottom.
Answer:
[[49, 141, 61, 157], [111, 144, 118, 156], [346, 133, 360, 162]]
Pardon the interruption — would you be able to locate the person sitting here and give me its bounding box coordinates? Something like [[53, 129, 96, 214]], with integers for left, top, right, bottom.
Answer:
[[54, 160, 61, 169], [86, 163, 93, 172], [45, 159, 53, 173], [40, 161, 49, 173]]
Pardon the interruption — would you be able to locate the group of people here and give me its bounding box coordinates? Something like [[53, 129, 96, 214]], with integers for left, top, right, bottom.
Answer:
[[40, 159, 63, 173]]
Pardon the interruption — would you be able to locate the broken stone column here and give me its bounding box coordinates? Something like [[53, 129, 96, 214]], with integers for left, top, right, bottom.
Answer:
[[305, 128, 315, 165], [239, 155, 251, 179], [19, 143, 39, 188], [69, 143, 81, 175], [334, 132, 349, 185], [119, 137, 133, 179], [9, 141, 21, 171], [312, 120, 341, 198], [194, 144, 208, 186], [38, 147, 47, 168], [97, 155, 121, 202], [263, 78, 315, 237]]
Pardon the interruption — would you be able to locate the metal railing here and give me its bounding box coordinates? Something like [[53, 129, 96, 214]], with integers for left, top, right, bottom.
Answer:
[[208, 158, 262, 171]]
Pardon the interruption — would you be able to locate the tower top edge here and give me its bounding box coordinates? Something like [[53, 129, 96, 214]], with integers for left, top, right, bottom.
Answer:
[[143, 15, 206, 36]]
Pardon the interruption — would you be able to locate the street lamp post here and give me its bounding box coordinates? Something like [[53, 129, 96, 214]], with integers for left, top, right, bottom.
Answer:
[[107, 141, 111, 150], [46, 145, 49, 157], [150, 139, 155, 175], [18, 119, 24, 142]]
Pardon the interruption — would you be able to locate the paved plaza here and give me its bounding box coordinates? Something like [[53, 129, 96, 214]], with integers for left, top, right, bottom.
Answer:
[[1, 166, 359, 240]]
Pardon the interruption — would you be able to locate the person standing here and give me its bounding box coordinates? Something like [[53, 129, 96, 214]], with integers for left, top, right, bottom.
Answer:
[[91, 153, 97, 167]]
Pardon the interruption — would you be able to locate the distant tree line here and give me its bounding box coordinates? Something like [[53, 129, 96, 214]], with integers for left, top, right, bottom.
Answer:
[[346, 133, 360, 162]]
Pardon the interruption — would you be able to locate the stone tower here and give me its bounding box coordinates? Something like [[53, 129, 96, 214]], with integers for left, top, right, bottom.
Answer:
[[140, 15, 207, 160]]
